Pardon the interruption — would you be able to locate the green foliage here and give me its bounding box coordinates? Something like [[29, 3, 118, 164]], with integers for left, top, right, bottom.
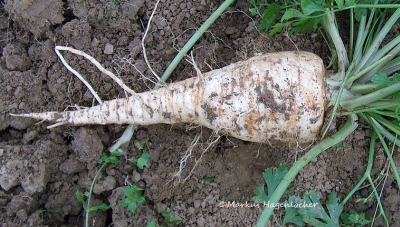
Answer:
[[340, 210, 372, 226], [119, 184, 146, 215], [253, 166, 371, 226], [285, 192, 371, 227], [253, 165, 289, 203], [283, 196, 305, 226], [298, 191, 342, 227], [248, 0, 400, 36], [200, 176, 214, 185], [76, 148, 123, 227], [136, 141, 151, 151], [146, 221, 156, 227], [76, 190, 110, 212], [137, 152, 151, 170], [372, 72, 400, 98], [161, 210, 182, 226], [132, 141, 151, 169], [35, 208, 61, 215], [76, 190, 87, 210], [99, 148, 124, 165]]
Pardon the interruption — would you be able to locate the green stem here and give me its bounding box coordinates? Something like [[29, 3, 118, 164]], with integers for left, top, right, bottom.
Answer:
[[348, 4, 400, 9], [346, 55, 392, 86], [369, 112, 400, 135], [85, 163, 108, 227], [382, 56, 400, 74], [367, 175, 389, 226], [353, 8, 400, 81], [369, 115, 400, 190], [370, 35, 400, 64], [370, 117, 400, 147], [349, 8, 354, 62], [341, 83, 400, 109], [350, 83, 377, 94], [322, 12, 348, 82], [366, 100, 400, 109], [362, 43, 400, 82], [256, 115, 358, 227], [341, 131, 376, 205], [352, 15, 366, 66], [324, 62, 355, 137], [322, 10, 352, 137], [154, 0, 235, 89], [338, 104, 400, 115]]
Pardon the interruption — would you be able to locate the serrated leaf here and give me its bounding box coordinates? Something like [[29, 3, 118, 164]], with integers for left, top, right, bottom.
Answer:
[[112, 148, 124, 157], [100, 152, 109, 163], [137, 152, 151, 169], [166, 219, 181, 225], [75, 190, 87, 210], [283, 196, 305, 226], [371, 72, 391, 89], [161, 211, 169, 217], [265, 165, 289, 197], [76, 190, 85, 202], [107, 155, 121, 164], [344, 0, 355, 7], [259, 3, 281, 31], [355, 7, 368, 21], [298, 191, 343, 227], [200, 176, 214, 184], [252, 165, 289, 203], [253, 184, 269, 203], [128, 201, 137, 214], [340, 210, 371, 226], [281, 9, 304, 22], [119, 199, 129, 208], [249, 8, 259, 16], [301, 0, 326, 16], [124, 184, 140, 197], [335, 0, 344, 9], [393, 73, 400, 83], [146, 221, 156, 227], [136, 141, 150, 151], [88, 203, 110, 211], [136, 195, 146, 204], [326, 192, 343, 223], [269, 22, 288, 36]]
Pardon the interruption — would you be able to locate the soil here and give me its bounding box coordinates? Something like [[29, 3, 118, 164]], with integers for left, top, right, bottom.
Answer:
[[0, 0, 399, 226]]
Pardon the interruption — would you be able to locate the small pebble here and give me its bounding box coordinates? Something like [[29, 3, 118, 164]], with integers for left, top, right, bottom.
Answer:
[[194, 200, 201, 208], [197, 216, 206, 227], [104, 43, 114, 54]]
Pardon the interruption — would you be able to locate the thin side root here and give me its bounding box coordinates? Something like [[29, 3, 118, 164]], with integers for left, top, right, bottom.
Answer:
[[10, 112, 67, 129], [55, 46, 136, 98], [171, 130, 221, 184], [141, 0, 162, 83]]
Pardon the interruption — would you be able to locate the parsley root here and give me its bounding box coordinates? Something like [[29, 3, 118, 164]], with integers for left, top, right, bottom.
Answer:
[[13, 51, 326, 144]]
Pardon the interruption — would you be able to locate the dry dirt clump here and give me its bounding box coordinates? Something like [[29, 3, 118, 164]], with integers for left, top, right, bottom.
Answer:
[[0, 0, 399, 226], [5, 0, 65, 39]]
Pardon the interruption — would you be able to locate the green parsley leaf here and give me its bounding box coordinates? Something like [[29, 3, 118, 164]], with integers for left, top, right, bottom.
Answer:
[[253, 165, 289, 203], [137, 152, 151, 170], [283, 195, 305, 226], [298, 191, 343, 227], [88, 203, 110, 212], [340, 210, 371, 226], [371, 72, 391, 89]]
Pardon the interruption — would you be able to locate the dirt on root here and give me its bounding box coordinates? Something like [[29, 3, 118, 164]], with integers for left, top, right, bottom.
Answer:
[[0, 0, 398, 226]]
